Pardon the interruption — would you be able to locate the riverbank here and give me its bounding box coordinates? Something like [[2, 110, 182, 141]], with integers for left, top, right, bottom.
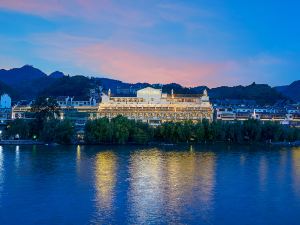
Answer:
[[0, 140, 44, 145], [270, 141, 300, 147], [0, 139, 299, 147]]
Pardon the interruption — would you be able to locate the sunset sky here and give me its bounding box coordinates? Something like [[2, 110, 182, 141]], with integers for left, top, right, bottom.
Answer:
[[0, 0, 299, 87]]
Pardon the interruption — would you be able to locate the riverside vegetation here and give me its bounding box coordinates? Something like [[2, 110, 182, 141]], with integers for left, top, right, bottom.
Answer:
[[84, 116, 300, 144], [3, 97, 300, 145]]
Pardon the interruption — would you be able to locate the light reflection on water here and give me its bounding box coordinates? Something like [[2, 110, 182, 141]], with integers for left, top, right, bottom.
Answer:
[[128, 149, 165, 224], [15, 145, 20, 169], [259, 155, 268, 191], [76, 145, 81, 175], [0, 145, 300, 224], [292, 147, 300, 197], [94, 151, 117, 222], [0, 146, 3, 205], [127, 149, 215, 224]]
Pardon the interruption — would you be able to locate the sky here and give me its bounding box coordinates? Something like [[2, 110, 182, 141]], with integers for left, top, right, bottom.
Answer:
[[0, 0, 299, 87]]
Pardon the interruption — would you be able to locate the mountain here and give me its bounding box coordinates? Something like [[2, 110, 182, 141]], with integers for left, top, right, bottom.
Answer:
[[208, 82, 288, 105], [41, 75, 96, 98], [162, 83, 207, 94], [275, 80, 300, 102], [0, 80, 18, 99], [0, 65, 296, 105], [0, 65, 64, 99], [49, 71, 65, 78], [0, 65, 47, 86]]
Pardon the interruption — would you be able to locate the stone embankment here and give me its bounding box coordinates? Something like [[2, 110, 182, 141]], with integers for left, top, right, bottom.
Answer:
[[270, 141, 300, 147], [0, 140, 44, 145]]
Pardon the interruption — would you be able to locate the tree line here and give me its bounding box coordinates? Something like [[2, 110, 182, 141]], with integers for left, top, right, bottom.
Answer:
[[84, 116, 300, 144]]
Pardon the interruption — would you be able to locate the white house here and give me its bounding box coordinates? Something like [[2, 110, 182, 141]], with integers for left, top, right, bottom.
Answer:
[[0, 93, 11, 108]]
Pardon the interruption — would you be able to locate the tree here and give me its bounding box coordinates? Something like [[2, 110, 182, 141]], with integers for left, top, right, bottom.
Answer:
[[195, 121, 205, 142], [84, 118, 112, 144], [40, 119, 74, 144], [84, 116, 300, 145], [31, 96, 60, 120], [55, 119, 75, 144], [242, 119, 261, 142], [133, 128, 149, 144], [4, 119, 30, 139], [111, 116, 131, 144], [84, 116, 154, 144], [30, 96, 61, 138]]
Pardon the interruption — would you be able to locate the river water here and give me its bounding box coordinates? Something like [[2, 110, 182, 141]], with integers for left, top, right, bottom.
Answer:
[[0, 144, 299, 224]]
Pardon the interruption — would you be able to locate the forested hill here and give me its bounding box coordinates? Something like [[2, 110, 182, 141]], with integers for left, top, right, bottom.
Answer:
[[275, 80, 300, 102], [208, 83, 288, 105], [0, 65, 296, 105]]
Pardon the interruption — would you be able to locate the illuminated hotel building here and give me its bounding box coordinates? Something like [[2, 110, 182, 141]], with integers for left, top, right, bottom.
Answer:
[[98, 87, 213, 125], [11, 87, 213, 127]]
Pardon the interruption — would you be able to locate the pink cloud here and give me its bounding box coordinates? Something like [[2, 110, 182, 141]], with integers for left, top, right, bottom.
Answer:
[[70, 43, 237, 87], [0, 0, 66, 16], [0, 0, 215, 29], [26, 32, 287, 87], [0, 0, 156, 26], [29, 33, 239, 87]]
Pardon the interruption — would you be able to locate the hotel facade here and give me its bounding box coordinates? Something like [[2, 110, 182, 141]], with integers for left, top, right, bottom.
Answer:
[[98, 87, 213, 125]]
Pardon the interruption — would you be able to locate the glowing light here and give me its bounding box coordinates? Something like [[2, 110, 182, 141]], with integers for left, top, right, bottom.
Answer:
[[15, 145, 20, 168], [292, 147, 300, 196], [76, 145, 81, 174], [0, 146, 3, 201], [94, 151, 117, 217], [128, 149, 164, 224]]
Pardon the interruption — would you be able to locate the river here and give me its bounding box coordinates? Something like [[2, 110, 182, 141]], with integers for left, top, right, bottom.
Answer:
[[0, 144, 299, 224]]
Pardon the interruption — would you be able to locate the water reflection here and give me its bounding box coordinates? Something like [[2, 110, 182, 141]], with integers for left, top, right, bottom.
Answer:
[[0, 145, 300, 224], [0, 146, 3, 204], [165, 151, 216, 221], [195, 152, 216, 218], [76, 145, 81, 175], [94, 151, 117, 220], [166, 151, 198, 215], [240, 154, 246, 166], [259, 156, 268, 191], [128, 148, 216, 224], [292, 147, 300, 197], [15, 145, 20, 169], [278, 150, 288, 183], [128, 149, 164, 224]]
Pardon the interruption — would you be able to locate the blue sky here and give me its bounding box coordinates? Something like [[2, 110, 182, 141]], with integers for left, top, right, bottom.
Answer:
[[0, 0, 299, 87]]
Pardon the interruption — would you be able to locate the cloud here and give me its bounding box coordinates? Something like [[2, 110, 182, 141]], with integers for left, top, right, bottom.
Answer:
[[29, 33, 238, 87], [0, 0, 216, 29], [0, 0, 156, 26], [0, 1, 297, 87], [74, 43, 238, 87], [0, 0, 66, 17], [247, 53, 286, 66], [0, 55, 23, 70]]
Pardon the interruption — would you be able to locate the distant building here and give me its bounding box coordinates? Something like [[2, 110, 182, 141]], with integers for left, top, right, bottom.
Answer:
[[89, 87, 101, 102], [57, 96, 97, 107], [0, 94, 12, 125], [12, 100, 33, 120], [214, 105, 300, 127], [0, 94, 11, 109], [212, 99, 257, 107], [12, 97, 98, 133], [98, 87, 213, 125], [116, 85, 138, 96]]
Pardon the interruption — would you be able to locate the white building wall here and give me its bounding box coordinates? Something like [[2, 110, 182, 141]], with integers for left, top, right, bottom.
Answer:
[[137, 87, 162, 102], [0, 94, 11, 108]]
